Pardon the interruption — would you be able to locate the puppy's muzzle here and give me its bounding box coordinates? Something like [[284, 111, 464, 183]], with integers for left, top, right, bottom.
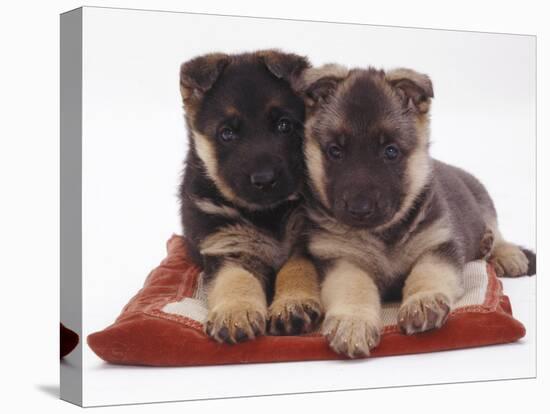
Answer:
[[250, 167, 278, 191], [344, 195, 374, 220]]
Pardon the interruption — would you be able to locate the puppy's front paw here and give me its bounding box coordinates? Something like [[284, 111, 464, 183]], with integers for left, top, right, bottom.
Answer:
[[398, 292, 450, 335], [321, 312, 381, 358], [205, 300, 267, 344], [268, 296, 322, 335]]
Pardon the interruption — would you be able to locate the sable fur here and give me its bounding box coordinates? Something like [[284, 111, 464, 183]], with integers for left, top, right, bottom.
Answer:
[[297, 65, 536, 357], [179, 50, 321, 343]]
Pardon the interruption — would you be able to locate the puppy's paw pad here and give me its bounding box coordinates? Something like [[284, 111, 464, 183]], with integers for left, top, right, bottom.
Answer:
[[268, 297, 322, 335], [398, 292, 450, 335], [322, 313, 381, 358], [205, 301, 267, 344], [491, 244, 529, 277]]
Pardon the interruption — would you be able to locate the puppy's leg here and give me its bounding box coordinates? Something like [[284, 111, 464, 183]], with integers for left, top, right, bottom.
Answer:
[[321, 259, 381, 358], [398, 253, 463, 335], [205, 262, 267, 343], [489, 228, 533, 277], [268, 254, 322, 335]]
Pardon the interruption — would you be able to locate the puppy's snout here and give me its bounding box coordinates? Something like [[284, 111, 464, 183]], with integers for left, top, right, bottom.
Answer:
[[250, 168, 278, 190], [345, 195, 374, 219]]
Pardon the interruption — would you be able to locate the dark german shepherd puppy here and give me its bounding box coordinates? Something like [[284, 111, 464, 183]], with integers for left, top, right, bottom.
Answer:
[[296, 65, 536, 358], [179, 51, 322, 344]]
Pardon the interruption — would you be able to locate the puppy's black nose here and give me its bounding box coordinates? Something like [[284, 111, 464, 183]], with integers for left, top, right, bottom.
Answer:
[[250, 168, 277, 190], [345, 197, 373, 219]]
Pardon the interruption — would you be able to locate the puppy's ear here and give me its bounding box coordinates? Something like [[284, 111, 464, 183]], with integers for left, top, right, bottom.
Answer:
[[386, 68, 434, 114], [304, 76, 342, 108], [259, 50, 310, 86], [298, 64, 349, 109], [180, 53, 229, 103]]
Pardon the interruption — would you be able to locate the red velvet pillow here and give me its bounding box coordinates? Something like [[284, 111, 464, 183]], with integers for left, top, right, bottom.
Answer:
[[87, 235, 525, 366]]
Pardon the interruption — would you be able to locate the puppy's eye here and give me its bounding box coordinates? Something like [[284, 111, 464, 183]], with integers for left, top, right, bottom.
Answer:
[[219, 127, 236, 142], [276, 118, 293, 134], [384, 144, 399, 160], [327, 144, 343, 161]]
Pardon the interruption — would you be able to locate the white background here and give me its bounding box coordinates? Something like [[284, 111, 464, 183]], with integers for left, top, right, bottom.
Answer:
[[80, 6, 536, 406], [0, 0, 548, 413]]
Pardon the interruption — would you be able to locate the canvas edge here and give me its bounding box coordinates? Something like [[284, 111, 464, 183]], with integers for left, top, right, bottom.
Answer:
[[60, 7, 83, 407]]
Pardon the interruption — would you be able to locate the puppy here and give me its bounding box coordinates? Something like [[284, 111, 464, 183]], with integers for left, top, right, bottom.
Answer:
[[179, 50, 322, 344], [297, 65, 536, 358]]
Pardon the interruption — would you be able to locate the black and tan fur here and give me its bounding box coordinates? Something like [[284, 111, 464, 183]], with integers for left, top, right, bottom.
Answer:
[[297, 65, 536, 358], [179, 50, 322, 344]]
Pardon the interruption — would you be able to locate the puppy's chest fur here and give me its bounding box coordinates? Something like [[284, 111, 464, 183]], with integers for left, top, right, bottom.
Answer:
[[197, 198, 305, 272], [306, 199, 451, 297]]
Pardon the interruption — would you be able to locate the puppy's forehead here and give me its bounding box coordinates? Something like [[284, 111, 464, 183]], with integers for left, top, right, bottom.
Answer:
[[313, 71, 409, 145], [211, 60, 298, 114], [339, 73, 398, 128]]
